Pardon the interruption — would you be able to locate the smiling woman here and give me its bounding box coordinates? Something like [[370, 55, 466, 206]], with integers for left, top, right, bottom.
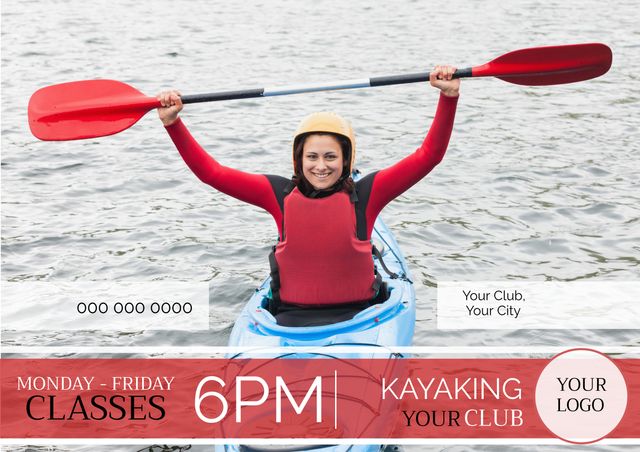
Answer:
[[157, 66, 459, 323]]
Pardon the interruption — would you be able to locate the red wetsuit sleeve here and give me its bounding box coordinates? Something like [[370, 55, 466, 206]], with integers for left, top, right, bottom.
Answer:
[[165, 118, 283, 232], [365, 93, 458, 237]]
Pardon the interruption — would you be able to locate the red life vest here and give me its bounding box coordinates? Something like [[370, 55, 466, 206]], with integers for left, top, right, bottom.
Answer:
[[274, 187, 376, 306]]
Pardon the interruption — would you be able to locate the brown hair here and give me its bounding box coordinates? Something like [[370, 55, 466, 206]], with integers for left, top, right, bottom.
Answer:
[[292, 133, 354, 194]]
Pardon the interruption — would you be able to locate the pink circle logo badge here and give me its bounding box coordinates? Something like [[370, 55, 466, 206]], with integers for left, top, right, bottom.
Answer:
[[535, 348, 628, 444]]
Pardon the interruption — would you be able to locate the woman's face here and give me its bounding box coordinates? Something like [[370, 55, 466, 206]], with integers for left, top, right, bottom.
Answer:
[[301, 134, 344, 190]]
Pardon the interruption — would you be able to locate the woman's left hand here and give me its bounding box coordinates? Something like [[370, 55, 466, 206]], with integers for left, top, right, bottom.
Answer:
[[430, 65, 460, 97]]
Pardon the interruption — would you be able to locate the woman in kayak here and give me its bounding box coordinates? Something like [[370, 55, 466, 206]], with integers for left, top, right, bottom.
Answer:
[[158, 65, 459, 325]]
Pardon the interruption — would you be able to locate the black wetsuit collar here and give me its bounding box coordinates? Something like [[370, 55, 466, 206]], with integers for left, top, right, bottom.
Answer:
[[304, 184, 342, 198], [296, 175, 351, 199]]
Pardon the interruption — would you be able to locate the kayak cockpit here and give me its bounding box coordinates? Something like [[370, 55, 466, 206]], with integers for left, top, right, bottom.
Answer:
[[249, 285, 408, 340]]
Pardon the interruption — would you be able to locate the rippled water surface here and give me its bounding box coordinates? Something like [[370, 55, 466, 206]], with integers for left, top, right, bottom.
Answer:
[[2, 0, 639, 449]]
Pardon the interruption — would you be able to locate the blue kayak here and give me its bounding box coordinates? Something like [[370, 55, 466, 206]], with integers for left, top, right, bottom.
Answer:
[[217, 205, 415, 452]]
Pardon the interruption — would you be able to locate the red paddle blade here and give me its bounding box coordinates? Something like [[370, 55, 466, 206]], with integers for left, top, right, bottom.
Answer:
[[28, 79, 159, 141], [473, 43, 612, 86]]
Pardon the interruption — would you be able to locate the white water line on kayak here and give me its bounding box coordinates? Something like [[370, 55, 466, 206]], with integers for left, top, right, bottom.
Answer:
[[334, 369, 338, 430]]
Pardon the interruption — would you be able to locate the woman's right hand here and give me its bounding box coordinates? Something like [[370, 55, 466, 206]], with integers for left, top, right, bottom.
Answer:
[[430, 65, 460, 98], [157, 90, 183, 126]]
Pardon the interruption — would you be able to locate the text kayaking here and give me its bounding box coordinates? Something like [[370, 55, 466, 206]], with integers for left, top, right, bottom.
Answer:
[[382, 376, 522, 400]]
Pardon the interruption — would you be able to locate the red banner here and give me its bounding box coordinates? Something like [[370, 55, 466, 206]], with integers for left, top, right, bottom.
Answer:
[[1, 357, 638, 440]]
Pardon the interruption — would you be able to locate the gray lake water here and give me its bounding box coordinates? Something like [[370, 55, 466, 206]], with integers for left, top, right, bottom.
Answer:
[[1, 0, 639, 450]]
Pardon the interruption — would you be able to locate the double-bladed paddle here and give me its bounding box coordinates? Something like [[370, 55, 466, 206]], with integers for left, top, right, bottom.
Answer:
[[28, 43, 612, 141]]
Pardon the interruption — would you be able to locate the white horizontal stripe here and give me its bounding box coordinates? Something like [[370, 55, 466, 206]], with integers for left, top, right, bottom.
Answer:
[[1, 438, 639, 445], [2, 346, 639, 356], [263, 78, 370, 96]]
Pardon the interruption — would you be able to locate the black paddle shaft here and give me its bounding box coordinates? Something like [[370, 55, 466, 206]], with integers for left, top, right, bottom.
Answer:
[[180, 68, 472, 105]]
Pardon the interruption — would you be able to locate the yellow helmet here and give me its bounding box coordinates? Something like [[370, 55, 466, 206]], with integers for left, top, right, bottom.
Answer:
[[292, 112, 356, 174]]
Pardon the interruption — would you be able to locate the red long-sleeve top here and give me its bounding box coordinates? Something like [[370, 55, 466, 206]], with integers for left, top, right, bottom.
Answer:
[[166, 93, 458, 240]]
